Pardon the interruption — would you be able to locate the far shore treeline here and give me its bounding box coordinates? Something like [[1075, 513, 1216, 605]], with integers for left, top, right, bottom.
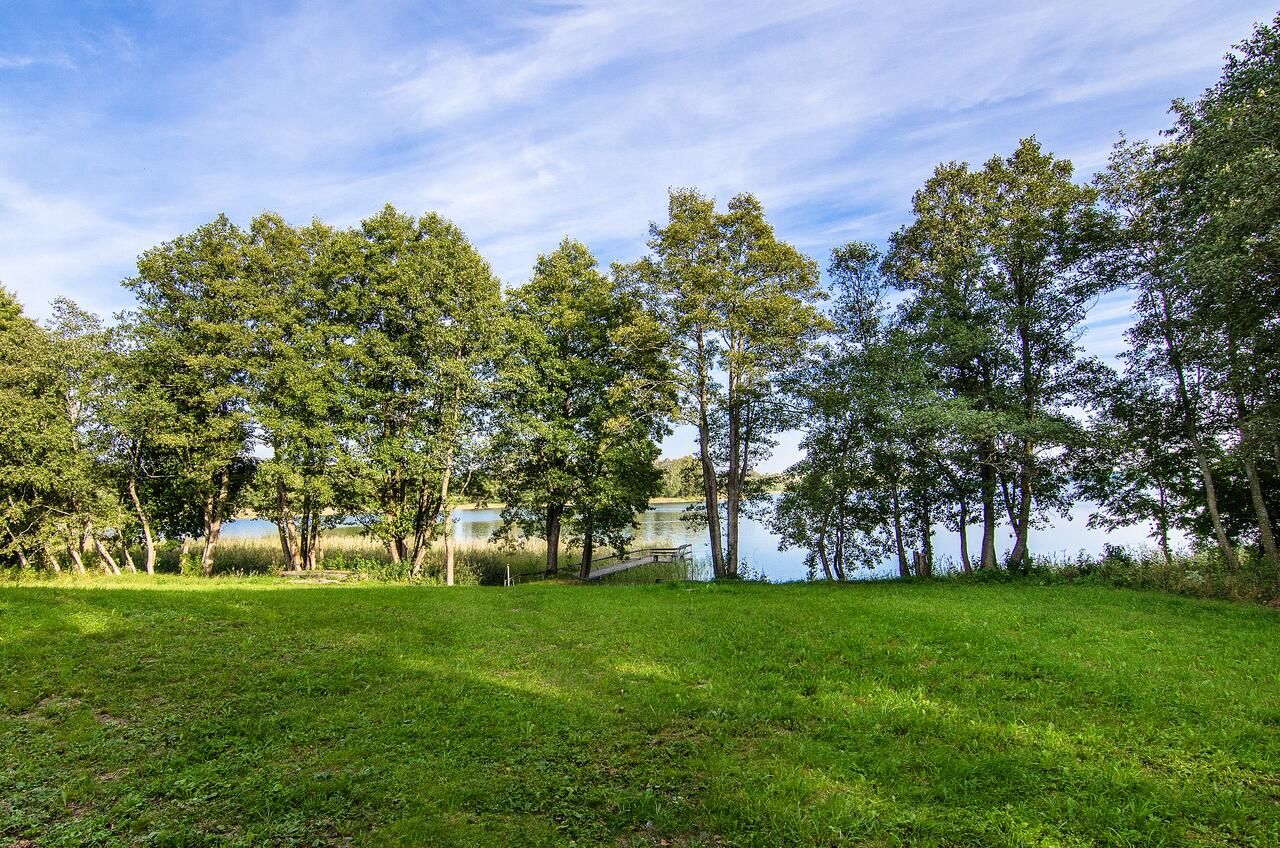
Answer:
[[2, 15, 1278, 592]]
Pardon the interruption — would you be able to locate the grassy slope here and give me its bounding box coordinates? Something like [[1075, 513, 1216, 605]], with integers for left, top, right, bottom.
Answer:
[[2, 579, 1277, 847]]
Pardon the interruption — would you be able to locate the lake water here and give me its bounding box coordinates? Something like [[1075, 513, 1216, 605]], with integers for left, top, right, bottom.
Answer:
[[222, 498, 1156, 582]]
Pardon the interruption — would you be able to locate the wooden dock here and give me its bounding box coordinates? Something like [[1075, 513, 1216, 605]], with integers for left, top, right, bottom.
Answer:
[[579, 544, 693, 580]]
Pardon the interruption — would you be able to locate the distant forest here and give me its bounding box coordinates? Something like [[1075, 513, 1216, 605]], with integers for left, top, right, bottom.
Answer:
[[2, 14, 1278, 589]]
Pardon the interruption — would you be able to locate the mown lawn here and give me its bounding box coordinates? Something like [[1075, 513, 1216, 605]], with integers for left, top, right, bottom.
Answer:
[[2, 578, 1277, 847]]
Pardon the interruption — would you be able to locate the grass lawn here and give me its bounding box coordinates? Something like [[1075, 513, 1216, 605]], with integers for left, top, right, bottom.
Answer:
[[2, 579, 1277, 847]]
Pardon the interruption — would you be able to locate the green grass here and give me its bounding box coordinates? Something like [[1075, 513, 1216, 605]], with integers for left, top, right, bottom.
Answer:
[[2, 578, 1277, 847]]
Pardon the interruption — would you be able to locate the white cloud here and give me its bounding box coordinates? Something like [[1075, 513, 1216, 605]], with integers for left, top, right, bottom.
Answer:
[[0, 0, 1272, 320]]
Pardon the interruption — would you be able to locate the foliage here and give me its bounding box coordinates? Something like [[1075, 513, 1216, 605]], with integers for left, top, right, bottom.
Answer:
[[491, 239, 675, 577], [625, 189, 827, 578]]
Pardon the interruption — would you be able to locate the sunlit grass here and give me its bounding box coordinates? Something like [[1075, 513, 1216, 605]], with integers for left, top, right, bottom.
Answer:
[[2, 579, 1276, 846]]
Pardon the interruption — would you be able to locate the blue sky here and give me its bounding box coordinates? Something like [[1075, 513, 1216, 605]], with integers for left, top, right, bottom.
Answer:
[[1, 0, 1275, 467]]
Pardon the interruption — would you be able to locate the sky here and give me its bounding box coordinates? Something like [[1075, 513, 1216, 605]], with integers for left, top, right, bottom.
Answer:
[[2, 0, 1276, 470]]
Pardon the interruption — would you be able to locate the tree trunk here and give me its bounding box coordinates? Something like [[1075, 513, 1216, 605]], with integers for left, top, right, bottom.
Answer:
[[957, 496, 973, 574], [275, 478, 301, 571], [1224, 333, 1278, 568], [1196, 452, 1238, 571], [43, 545, 61, 575], [816, 514, 834, 581], [127, 476, 156, 575], [1006, 442, 1033, 573], [919, 504, 934, 578], [443, 507, 455, 586], [3, 520, 28, 570], [1241, 454, 1279, 567], [725, 485, 740, 578], [979, 444, 998, 570], [890, 481, 909, 577], [91, 531, 122, 576], [121, 538, 137, 573], [545, 503, 562, 574], [832, 521, 847, 581], [695, 328, 726, 578], [200, 472, 230, 577], [411, 537, 430, 578], [67, 540, 86, 575], [1157, 287, 1239, 571], [579, 512, 594, 580], [725, 370, 742, 578], [1156, 483, 1174, 568]]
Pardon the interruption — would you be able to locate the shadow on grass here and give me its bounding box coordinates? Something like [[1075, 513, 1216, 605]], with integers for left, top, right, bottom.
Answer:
[[1, 582, 1278, 846]]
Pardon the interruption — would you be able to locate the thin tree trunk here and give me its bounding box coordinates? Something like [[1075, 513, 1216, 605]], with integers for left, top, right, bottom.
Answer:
[[1007, 442, 1033, 573], [695, 328, 726, 578], [832, 520, 847, 581], [545, 503, 562, 575], [579, 512, 594, 580], [816, 514, 834, 581], [891, 480, 909, 577], [443, 507, 455, 586], [726, 487, 740, 578], [725, 370, 742, 578], [127, 476, 156, 575], [92, 533, 122, 576], [1225, 335, 1278, 567], [275, 478, 301, 571], [1197, 452, 1238, 570], [1241, 454, 1279, 566], [121, 538, 137, 573], [3, 520, 28, 570], [957, 496, 973, 574], [67, 540, 86, 575], [920, 504, 934, 578], [43, 545, 61, 575], [979, 443, 998, 570], [1156, 483, 1174, 568], [200, 472, 230, 577], [1157, 288, 1239, 570]]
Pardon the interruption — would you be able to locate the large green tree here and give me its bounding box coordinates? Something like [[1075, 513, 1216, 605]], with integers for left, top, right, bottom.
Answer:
[[625, 189, 826, 578], [888, 139, 1106, 571], [1169, 14, 1280, 570], [345, 205, 503, 579], [0, 289, 73, 571], [121, 215, 257, 576], [493, 239, 674, 578], [241, 213, 356, 572]]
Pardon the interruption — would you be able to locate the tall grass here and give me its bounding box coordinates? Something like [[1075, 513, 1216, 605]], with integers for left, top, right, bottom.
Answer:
[[952, 544, 1280, 605], [592, 556, 712, 584]]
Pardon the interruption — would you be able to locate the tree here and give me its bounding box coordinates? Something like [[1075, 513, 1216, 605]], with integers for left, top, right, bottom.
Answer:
[[889, 139, 1106, 571], [45, 299, 127, 575], [779, 243, 953, 580], [121, 215, 257, 576], [1169, 15, 1280, 571], [886, 162, 1009, 570], [0, 288, 70, 571], [241, 213, 356, 572], [626, 189, 826, 578], [656, 456, 703, 499], [1094, 138, 1244, 569], [492, 239, 674, 578], [345, 205, 503, 579]]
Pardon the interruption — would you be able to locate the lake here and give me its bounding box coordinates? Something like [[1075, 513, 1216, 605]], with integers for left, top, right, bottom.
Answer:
[[222, 497, 1156, 581]]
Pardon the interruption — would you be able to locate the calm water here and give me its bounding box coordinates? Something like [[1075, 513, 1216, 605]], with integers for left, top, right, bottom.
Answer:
[[222, 498, 1155, 582]]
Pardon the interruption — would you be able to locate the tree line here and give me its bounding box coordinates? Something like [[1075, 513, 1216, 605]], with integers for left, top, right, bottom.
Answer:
[[2, 14, 1277, 586]]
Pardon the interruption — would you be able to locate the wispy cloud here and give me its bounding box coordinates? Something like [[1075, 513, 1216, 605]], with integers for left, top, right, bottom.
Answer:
[[0, 0, 1272, 319]]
